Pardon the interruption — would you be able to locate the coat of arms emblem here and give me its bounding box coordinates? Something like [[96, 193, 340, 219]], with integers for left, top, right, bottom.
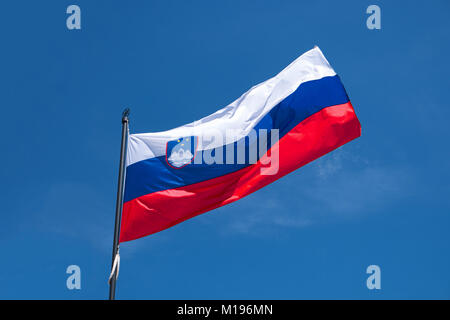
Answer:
[[166, 136, 198, 168]]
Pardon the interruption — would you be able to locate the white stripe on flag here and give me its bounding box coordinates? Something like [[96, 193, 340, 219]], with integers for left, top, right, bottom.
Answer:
[[126, 46, 336, 166]]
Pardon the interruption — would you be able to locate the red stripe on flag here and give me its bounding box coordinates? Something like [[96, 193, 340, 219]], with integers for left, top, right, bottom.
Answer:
[[120, 102, 361, 242]]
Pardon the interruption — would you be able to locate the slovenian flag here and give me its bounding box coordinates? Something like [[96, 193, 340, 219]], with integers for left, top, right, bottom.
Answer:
[[120, 47, 361, 242]]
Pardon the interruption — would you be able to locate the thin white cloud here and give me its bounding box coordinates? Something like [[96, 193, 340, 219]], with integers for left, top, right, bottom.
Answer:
[[215, 147, 413, 235]]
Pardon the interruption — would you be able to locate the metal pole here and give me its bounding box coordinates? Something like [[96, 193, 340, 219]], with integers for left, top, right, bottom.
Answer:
[[109, 108, 130, 300]]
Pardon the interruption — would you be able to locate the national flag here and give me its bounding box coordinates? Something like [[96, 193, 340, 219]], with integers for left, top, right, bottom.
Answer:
[[119, 46, 361, 242]]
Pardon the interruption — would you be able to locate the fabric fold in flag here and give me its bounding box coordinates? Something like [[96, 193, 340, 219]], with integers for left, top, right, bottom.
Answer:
[[119, 46, 361, 242]]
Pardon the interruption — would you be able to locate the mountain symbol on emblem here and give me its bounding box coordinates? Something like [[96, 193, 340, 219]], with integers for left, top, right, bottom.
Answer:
[[166, 136, 198, 168]]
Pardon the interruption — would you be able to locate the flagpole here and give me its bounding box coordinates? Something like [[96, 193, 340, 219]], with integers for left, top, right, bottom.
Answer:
[[109, 108, 130, 300]]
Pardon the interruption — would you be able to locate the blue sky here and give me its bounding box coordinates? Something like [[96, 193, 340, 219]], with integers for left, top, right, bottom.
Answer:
[[0, 0, 449, 299]]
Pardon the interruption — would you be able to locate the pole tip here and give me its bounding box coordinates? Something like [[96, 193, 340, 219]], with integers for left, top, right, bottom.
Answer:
[[122, 108, 130, 123]]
